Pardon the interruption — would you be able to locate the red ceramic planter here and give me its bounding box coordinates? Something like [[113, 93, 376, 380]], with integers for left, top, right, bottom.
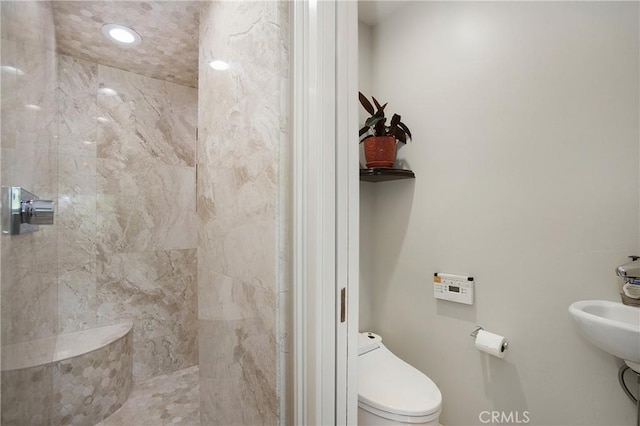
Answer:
[[364, 136, 396, 168]]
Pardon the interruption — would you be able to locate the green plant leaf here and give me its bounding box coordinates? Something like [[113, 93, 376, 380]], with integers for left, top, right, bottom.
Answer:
[[398, 122, 412, 140], [372, 97, 388, 113], [393, 127, 407, 144], [390, 113, 400, 128], [374, 117, 386, 135], [357, 95, 412, 142], [365, 115, 384, 128], [359, 92, 375, 115]]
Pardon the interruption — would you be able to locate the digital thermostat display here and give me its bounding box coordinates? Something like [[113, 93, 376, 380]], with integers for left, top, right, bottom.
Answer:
[[449, 285, 460, 293]]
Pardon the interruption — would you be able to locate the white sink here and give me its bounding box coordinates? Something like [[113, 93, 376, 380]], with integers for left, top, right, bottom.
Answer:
[[569, 300, 640, 371]]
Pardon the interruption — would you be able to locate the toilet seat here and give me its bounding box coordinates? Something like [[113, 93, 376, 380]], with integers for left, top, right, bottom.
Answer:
[[358, 341, 442, 423], [358, 400, 440, 424]]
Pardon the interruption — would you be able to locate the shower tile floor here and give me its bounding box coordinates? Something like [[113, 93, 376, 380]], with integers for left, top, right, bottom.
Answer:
[[98, 365, 200, 426]]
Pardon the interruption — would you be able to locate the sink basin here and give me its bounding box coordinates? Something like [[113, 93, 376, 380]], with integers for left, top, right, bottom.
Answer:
[[569, 300, 640, 370]]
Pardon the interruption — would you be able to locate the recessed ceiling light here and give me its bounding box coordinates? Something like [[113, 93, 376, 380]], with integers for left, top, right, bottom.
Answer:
[[25, 104, 41, 111], [102, 24, 142, 46], [209, 60, 229, 71]]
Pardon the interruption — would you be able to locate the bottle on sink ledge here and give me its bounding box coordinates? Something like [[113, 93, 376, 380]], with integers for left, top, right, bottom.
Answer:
[[616, 256, 640, 307]]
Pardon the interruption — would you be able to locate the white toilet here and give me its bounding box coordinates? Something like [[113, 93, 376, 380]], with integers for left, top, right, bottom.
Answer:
[[358, 332, 442, 425]]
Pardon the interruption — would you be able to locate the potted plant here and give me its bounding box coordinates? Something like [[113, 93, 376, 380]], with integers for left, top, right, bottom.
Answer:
[[359, 92, 412, 168]]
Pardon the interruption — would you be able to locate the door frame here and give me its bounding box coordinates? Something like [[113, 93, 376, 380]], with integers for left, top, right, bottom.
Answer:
[[291, 0, 359, 424]]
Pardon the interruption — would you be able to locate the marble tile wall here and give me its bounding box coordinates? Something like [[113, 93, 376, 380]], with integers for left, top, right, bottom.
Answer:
[[198, 1, 290, 424], [1, 1, 59, 347], [56, 57, 99, 337], [1, 364, 53, 425], [1, 1, 200, 420], [57, 56, 199, 382], [1, 3, 59, 421], [96, 249, 198, 380]]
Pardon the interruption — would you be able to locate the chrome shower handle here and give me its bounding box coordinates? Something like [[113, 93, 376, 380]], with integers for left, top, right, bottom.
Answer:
[[21, 199, 54, 225]]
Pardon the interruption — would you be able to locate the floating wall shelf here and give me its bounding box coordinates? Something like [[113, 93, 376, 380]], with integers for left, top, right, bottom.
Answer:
[[360, 168, 416, 182]]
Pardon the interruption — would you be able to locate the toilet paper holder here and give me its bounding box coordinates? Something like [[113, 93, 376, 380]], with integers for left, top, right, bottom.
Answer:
[[470, 326, 484, 339], [470, 326, 509, 351]]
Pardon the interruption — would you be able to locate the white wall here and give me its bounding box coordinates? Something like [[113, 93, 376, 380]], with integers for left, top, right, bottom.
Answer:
[[361, 2, 639, 425]]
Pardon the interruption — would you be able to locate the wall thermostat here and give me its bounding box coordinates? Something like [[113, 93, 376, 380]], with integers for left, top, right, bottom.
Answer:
[[433, 272, 474, 305]]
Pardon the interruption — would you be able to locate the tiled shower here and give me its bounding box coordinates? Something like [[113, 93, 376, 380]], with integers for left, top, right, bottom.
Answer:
[[0, 1, 289, 424]]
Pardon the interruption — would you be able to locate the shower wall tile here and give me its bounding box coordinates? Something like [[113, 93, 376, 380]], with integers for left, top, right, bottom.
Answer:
[[1, 148, 58, 344], [0, 7, 57, 155], [198, 1, 289, 422], [1, 2, 58, 420], [197, 162, 277, 292], [57, 155, 97, 266], [133, 328, 198, 381], [96, 249, 198, 381], [96, 157, 197, 253], [0, 364, 53, 425], [96, 249, 198, 339], [1, 38, 19, 147], [199, 318, 277, 425], [57, 264, 97, 333], [196, 0, 280, 171], [197, 0, 281, 292], [56, 57, 99, 345], [1, 3, 58, 154], [58, 55, 98, 157], [1, 270, 57, 344], [1, 228, 58, 344], [1, 0, 59, 353], [97, 64, 197, 167], [1, 148, 58, 198], [89, 63, 197, 382], [1, 1, 56, 50], [55, 58, 198, 371], [10, 42, 58, 153], [57, 155, 98, 333], [198, 268, 276, 324], [198, 295, 276, 381], [200, 376, 277, 426]]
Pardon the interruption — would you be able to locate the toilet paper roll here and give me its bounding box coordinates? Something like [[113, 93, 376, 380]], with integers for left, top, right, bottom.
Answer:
[[475, 329, 508, 358]]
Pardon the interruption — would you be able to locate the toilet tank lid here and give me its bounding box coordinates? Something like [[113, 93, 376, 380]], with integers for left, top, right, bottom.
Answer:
[[358, 343, 442, 417]]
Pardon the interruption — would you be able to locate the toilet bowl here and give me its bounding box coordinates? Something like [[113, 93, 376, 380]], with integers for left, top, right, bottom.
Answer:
[[358, 333, 442, 425]]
